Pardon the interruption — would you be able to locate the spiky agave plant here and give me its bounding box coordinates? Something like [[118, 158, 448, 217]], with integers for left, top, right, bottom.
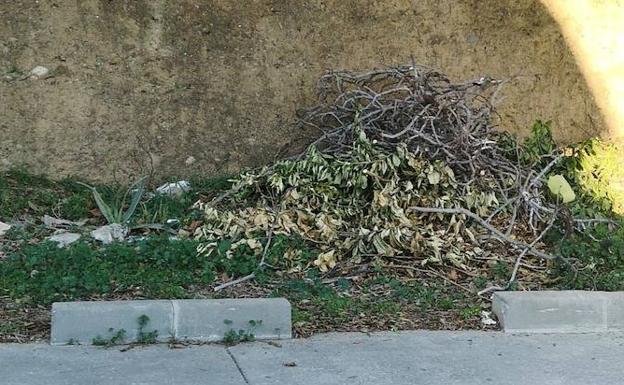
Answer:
[[78, 176, 147, 225]]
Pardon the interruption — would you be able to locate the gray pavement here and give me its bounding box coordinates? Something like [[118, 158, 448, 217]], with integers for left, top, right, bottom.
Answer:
[[0, 343, 246, 385], [3, 331, 624, 385]]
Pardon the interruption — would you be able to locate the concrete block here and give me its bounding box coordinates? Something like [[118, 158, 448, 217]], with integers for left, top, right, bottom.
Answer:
[[51, 300, 174, 345], [51, 298, 293, 345], [606, 293, 624, 330], [493, 291, 609, 333], [173, 298, 292, 342]]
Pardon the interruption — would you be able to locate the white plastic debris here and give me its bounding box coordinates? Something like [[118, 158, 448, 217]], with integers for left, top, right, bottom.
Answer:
[[481, 310, 497, 326], [156, 181, 191, 196], [47, 232, 81, 248], [91, 224, 128, 244], [0, 221, 11, 237]]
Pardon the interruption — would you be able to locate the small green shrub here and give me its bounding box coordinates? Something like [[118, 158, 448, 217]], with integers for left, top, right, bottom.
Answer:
[[513, 122, 624, 290], [550, 221, 624, 290], [521, 120, 556, 166], [568, 139, 624, 215]]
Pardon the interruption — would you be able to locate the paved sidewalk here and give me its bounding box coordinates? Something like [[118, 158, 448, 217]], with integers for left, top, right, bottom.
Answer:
[[0, 343, 245, 385], [2, 331, 624, 385]]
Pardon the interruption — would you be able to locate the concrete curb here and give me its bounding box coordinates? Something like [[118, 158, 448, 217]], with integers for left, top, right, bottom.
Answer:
[[51, 298, 292, 345], [493, 291, 624, 333]]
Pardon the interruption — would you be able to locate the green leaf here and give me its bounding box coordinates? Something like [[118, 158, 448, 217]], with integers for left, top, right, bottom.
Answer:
[[122, 177, 147, 224], [77, 182, 118, 223]]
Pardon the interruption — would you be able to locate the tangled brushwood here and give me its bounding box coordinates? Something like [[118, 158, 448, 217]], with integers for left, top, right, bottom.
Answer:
[[195, 65, 580, 294]]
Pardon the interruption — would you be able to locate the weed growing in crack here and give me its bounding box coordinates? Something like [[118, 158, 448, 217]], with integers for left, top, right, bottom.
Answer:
[[222, 319, 262, 345], [136, 314, 158, 344], [92, 328, 127, 346]]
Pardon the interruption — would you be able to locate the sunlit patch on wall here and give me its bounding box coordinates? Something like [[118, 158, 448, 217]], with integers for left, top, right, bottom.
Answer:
[[542, 0, 624, 140]]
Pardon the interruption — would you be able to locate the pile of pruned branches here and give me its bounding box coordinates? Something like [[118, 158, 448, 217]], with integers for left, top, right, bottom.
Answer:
[[196, 65, 571, 295], [300, 65, 562, 236]]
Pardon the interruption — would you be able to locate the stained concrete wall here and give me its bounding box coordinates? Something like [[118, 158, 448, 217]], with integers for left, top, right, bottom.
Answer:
[[541, 0, 624, 142], [0, 0, 604, 182]]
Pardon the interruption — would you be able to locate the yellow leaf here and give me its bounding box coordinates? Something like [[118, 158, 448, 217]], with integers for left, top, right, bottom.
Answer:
[[547, 174, 576, 203], [313, 250, 337, 272]]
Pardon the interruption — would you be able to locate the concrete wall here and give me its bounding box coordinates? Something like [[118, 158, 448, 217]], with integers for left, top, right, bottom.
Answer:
[[0, 0, 604, 182], [541, 0, 624, 142]]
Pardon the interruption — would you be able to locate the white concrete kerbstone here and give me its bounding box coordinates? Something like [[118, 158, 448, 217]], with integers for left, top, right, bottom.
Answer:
[[492, 291, 624, 333], [173, 298, 292, 342], [51, 300, 174, 345], [50, 298, 292, 345]]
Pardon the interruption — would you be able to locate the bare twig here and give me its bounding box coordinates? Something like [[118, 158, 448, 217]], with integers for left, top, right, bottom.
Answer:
[[213, 273, 256, 292], [478, 206, 560, 296], [214, 226, 275, 292]]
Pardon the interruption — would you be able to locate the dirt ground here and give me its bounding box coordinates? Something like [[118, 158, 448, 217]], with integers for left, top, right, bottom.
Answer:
[[0, 0, 603, 182]]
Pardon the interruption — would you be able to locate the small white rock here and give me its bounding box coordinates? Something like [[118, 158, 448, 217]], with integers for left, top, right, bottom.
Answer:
[[185, 156, 196, 166], [48, 232, 81, 248], [91, 224, 128, 244], [30, 65, 49, 78], [156, 181, 191, 196], [0, 221, 11, 237]]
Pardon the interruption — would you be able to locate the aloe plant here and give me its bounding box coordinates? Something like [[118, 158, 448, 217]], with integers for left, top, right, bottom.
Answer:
[[78, 177, 147, 225]]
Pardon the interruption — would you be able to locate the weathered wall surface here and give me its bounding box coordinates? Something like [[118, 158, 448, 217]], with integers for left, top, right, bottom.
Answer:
[[542, 0, 624, 142], [0, 0, 604, 182]]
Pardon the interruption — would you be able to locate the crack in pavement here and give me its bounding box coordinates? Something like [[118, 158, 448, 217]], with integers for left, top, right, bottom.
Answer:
[[227, 347, 250, 384]]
